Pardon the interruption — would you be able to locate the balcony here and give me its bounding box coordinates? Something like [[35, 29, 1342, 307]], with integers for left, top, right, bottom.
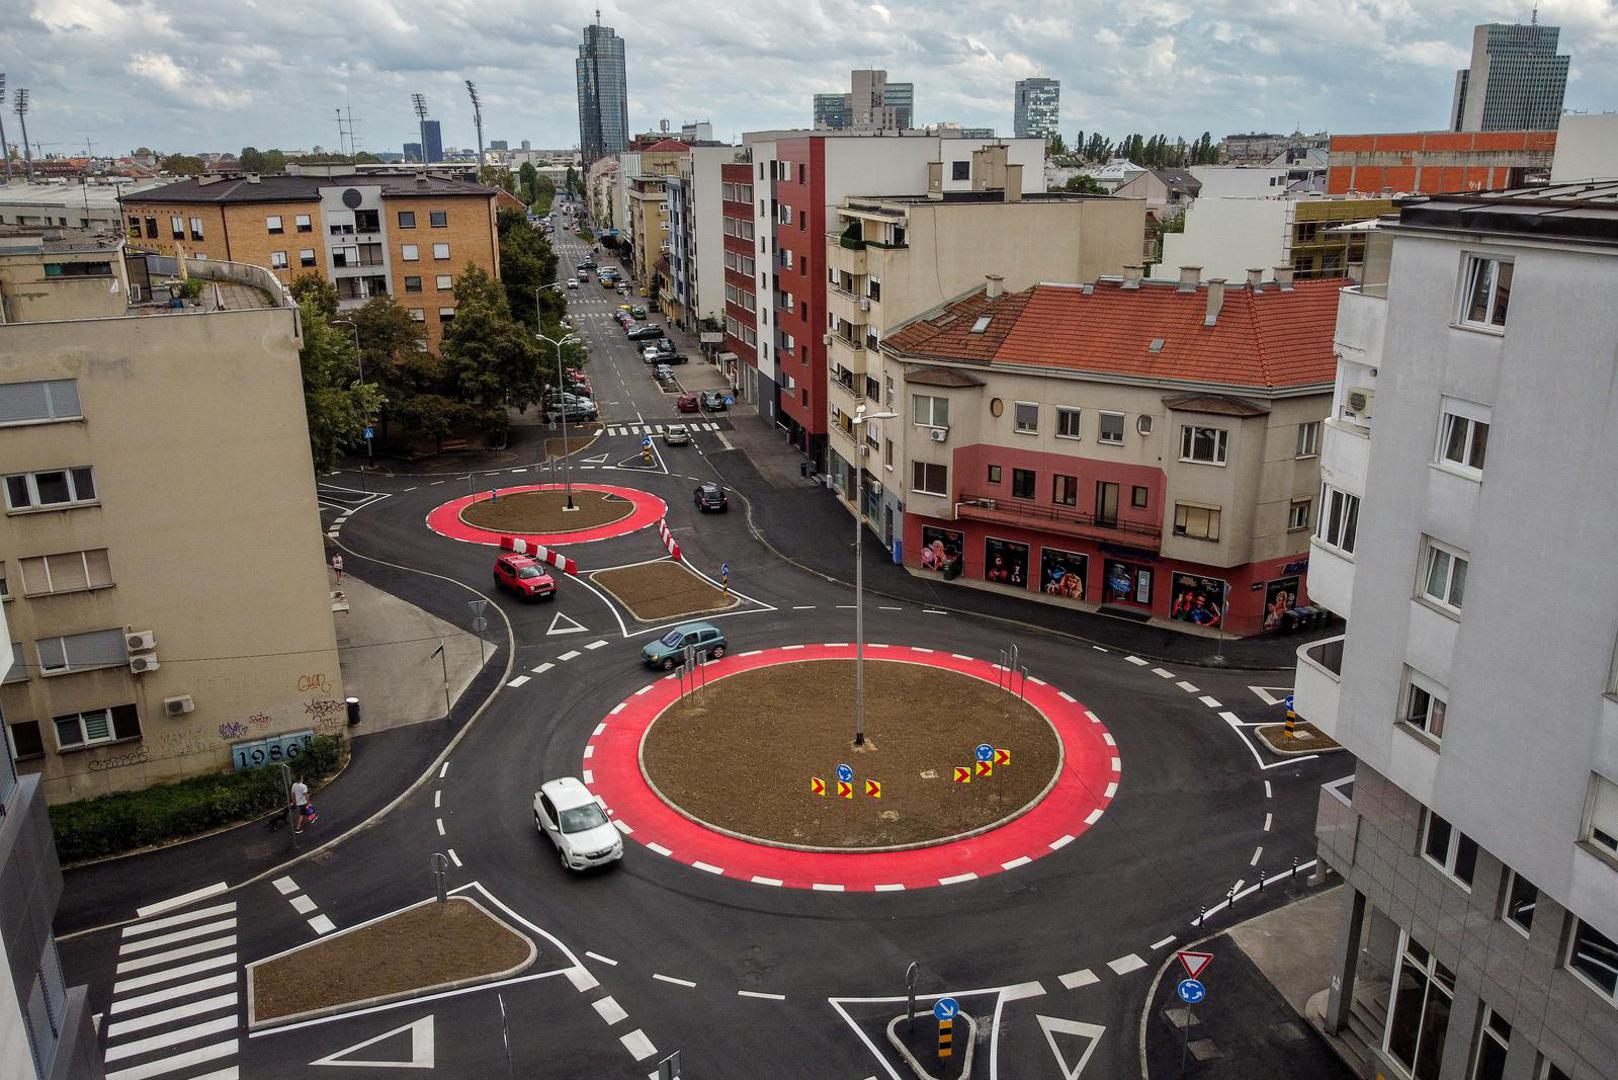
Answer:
[[1334, 285, 1386, 370], [1306, 537, 1355, 619], [1294, 634, 1344, 738], [954, 494, 1161, 547], [827, 289, 868, 330], [825, 232, 868, 275]]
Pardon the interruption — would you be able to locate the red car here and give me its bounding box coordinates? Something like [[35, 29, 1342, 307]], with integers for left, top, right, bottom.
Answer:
[[675, 393, 699, 413], [493, 554, 557, 600]]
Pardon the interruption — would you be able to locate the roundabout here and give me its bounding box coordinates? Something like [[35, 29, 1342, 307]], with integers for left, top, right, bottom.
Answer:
[[424, 482, 667, 546], [586, 644, 1121, 891]]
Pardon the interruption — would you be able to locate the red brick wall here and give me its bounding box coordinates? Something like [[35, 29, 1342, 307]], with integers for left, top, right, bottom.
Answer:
[[1326, 130, 1557, 196], [774, 137, 826, 436]]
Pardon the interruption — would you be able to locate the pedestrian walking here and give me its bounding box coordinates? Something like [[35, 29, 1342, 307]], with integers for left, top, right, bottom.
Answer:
[[331, 552, 344, 584], [290, 778, 310, 834]]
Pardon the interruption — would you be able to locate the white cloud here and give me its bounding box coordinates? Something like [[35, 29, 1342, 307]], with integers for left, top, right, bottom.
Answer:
[[125, 53, 254, 110]]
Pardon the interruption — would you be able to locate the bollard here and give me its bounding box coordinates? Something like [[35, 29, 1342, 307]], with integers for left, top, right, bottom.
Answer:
[[1259, 871, 1266, 891], [937, 1017, 953, 1060], [1291, 855, 1299, 878], [905, 961, 920, 1037], [432, 852, 449, 903], [1196, 904, 1205, 927], [346, 696, 361, 727]]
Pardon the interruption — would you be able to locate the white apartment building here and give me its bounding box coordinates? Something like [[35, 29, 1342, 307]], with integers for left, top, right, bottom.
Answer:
[[1298, 183, 1618, 1080]]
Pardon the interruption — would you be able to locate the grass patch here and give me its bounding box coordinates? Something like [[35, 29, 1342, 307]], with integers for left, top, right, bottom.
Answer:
[[591, 561, 738, 622], [49, 735, 345, 864], [461, 489, 631, 533]]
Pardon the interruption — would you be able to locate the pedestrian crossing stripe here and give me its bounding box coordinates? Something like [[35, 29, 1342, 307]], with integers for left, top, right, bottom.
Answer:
[[103, 905, 241, 1077]]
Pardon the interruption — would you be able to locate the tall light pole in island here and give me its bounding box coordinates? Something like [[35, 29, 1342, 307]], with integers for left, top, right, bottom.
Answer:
[[850, 403, 898, 746], [536, 330, 582, 510]]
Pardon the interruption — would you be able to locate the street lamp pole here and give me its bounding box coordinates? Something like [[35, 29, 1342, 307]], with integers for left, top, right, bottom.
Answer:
[[536, 330, 582, 510], [850, 405, 897, 747], [331, 317, 372, 469]]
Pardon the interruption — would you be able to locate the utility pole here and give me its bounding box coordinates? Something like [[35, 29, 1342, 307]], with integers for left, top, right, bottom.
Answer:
[[14, 88, 33, 182], [466, 80, 485, 173], [0, 74, 12, 183], [335, 108, 346, 159], [412, 93, 429, 166]]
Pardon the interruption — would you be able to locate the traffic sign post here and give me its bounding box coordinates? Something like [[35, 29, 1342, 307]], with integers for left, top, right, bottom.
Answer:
[[952, 766, 971, 784], [1177, 978, 1207, 1075], [810, 776, 825, 796], [1284, 694, 1297, 737], [934, 998, 958, 1061], [975, 743, 994, 762], [836, 763, 853, 784], [1177, 978, 1206, 1003], [1176, 950, 1214, 980]]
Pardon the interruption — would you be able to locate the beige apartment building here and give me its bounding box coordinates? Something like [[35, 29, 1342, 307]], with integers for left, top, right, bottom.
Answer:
[[119, 170, 502, 351], [0, 227, 343, 801]]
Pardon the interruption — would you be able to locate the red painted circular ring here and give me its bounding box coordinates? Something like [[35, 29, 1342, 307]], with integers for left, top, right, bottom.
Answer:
[[425, 483, 667, 546]]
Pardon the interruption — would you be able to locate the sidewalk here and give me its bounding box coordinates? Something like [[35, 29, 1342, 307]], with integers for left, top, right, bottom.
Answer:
[[334, 571, 484, 731]]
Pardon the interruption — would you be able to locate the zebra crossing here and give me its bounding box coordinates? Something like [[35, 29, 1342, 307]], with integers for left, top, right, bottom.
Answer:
[[103, 901, 241, 1079], [605, 422, 721, 437]]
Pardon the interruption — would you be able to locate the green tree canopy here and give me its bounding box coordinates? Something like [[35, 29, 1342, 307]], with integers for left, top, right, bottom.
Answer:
[[496, 207, 562, 329], [1063, 174, 1105, 195], [441, 264, 544, 411], [297, 298, 382, 471], [161, 154, 205, 176], [289, 273, 338, 319]]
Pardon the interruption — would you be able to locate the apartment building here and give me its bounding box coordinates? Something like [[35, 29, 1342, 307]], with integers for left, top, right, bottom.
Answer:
[[0, 228, 343, 801], [1298, 183, 1618, 1080], [119, 171, 502, 350], [664, 145, 731, 332], [720, 160, 760, 400], [1327, 131, 1557, 197], [880, 267, 1340, 637], [615, 140, 690, 295], [1158, 195, 1396, 283], [740, 130, 1048, 468]]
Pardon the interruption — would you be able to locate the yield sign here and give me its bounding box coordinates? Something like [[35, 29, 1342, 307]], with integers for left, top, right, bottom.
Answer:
[[546, 610, 589, 636], [311, 1015, 434, 1068], [1177, 950, 1214, 980], [1037, 1015, 1105, 1078]]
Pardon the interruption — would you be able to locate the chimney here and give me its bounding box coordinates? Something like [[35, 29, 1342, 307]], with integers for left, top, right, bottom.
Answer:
[[1121, 264, 1144, 289], [1177, 265, 1201, 293], [1204, 278, 1226, 326], [245, 173, 261, 184], [985, 273, 1004, 300], [416, 172, 428, 184], [1246, 267, 1264, 290], [926, 160, 944, 200], [1004, 163, 1023, 203], [1273, 265, 1295, 290]]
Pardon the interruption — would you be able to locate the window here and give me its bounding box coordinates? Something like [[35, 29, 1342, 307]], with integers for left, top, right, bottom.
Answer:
[[912, 461, 948, 496], [1053, 475, 1078, 507], [127, 215, 141, 239], [1179, 425, 1229, 465], [1317, 485, 1360, 554], [438, 308, 456, 323], [1173, 503, 1221, 541], [1056, 408, 1080, 439], [432, 243, 450, 260], [20, 549, 113, 596], [1438, 408, 1490, 474], [1541, 1063, 1572, 1080], [402, 276, 422, 294], [951, 161, 970, 181], [408, 308, 426, 322], [1014, 402, 1038, 434], [0, 562, 6, 600], [170, 215, 184, 239], [1569, 919, 1618, 1003], [1419, 540, 1469, 612], [867, 277, 881, 302], [1098, 412, 1125, 445], [295, 214, 312, 233], [1296, 420, 1321, 457], [5, 468, 97, 512], [1011, 469, 1036, 499], [401, 244, 420, 262], [1402, 674, 1448, 743], [266, 215, 284, 234], [1095, 482, 1119, 527], [36, 627, 127, 676], [430, 210, 448, 227], [884, 440, 893, 468], [299, 249, 317, 268], [987, 465, 1002, 485], [1471, 1010, 1510, 1080], [1502, 870, 1538, 935], [270, 250, 288, 269], [1422, 810, 1478, 887], [398, 211, 416, 229], [1583, 772, 1618, 860], [189, 217, 204, 240], [436, 275, 453, 291], [1131, 486, 1149, 509], [0, 380, 81, 426], [54, 704, 141, 751], [144, 216, 158, 239], [1386, 934, 1454, 1080], [1461, 255, 1512, 329], [8, 721, 43, 760], [913, 394, 949, 428], [1288, 499, 1312, 531]]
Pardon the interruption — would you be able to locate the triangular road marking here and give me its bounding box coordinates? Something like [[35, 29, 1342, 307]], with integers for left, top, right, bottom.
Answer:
[[547, 611, 589, 636], [311, 1015, 434, 1068], [583, 453, 610, 464], [1037, 1015, 1104, 1080]]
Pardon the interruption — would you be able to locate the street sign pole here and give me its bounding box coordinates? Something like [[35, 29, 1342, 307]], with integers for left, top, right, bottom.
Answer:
[[498, 992, 514, 1080], [905, 961, 920, 1036]]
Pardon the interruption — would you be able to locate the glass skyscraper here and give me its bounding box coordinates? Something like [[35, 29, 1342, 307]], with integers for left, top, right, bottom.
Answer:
[[577, 21, 629, 165], [1451, 22, 1569, 132], [1014, 78, 1060, 140]]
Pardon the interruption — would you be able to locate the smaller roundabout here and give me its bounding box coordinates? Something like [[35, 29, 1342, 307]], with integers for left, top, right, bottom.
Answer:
[[425, 483, 667, 546], [585, 644, 1122, 891]]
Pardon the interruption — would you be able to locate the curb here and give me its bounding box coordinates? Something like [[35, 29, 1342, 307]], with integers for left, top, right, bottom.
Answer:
[[887, 1010, 977, 1080]]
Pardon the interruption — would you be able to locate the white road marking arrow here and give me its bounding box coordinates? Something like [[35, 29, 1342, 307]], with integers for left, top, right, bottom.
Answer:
[[310, 1015, 434, 1068], [1036, 1015, 1104, 1079], [546, 611, 589, 636]]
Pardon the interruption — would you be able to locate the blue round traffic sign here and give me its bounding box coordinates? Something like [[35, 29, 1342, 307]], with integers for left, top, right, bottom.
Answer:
[[721, 562, 730, 577], [1284, 694, 1295, 711], [642, 435, 652, 447], [975, 743, 994, 763], [1177, 978, 1206, 1004], [933, 997, 959, 1021], [836, 763, 853, 784]]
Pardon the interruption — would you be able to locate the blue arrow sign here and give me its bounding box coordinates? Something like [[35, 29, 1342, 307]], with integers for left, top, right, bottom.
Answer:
[[1284, 694, 1295, 711], [642, 435, 652, 448], [1177, 978, 1206, 1004], [933, 998, 959, 1021], [836, 763, 853, 784], [975, 743, 994, 763]]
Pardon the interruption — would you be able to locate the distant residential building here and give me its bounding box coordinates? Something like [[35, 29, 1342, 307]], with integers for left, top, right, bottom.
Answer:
[[576, 19, 629, 166], [923, 123, 997, 140], [0, 179, 163, 231], [1223, 130, 1330, 165], [1088, 158, 1147, 192], [1158, 195, 1394, 283], [1451, 21, 1569, 132], [403, 141, 423, 163], [1327, 130, 1556, 196], [1113, 167, 1201, 217], [620, 140, 691, 295], [489, 140, 508, 152], [664, 144, 731, 332], [422, 120, 444, 165], [1013, 78, 1060, 140], [680, 122, 715, 144], [811, 70, 912, 131]]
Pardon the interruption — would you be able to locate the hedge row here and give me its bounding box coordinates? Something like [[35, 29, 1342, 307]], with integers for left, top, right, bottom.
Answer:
[[49, 735, 346, 865]]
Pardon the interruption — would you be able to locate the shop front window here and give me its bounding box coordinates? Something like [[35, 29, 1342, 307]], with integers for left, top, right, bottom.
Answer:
[[1103, 560, 1151, 607]]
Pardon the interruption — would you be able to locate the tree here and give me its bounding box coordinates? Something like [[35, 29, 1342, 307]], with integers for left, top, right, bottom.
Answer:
[[296, 299, 382, 471], [240, 146, 264, 172], [262, 149, 287, 173], [530, 174, 555, 216], [440, 265, 544, 411], [518, 161, 539, 203], [353, 295, 437, 400], [566, 166, 580, 195], [354, 151, 381, 164], [496, 208, 561, 329], [1063, 174, 1105, 194], [161, 154, 205, 176], [1046, 132, 1066, 156], [289, 273, 338, 319]]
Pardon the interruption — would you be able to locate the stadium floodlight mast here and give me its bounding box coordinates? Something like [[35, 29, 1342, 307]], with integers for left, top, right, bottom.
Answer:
[[411, 92, 429, 164], [0, 75, 11, 182]]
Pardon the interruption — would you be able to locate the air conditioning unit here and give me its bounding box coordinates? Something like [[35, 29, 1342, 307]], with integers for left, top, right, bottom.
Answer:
[[163, 695, 195, 716], [975, 498, 997, 510], [1137, 415, 1154, 435], [928, 427, 948, 443], [1345, 387, 1375, 420], [859, 296, 871, 311], [126, 630, 157, 653], [822, 333, 832, 345], [130, 654, 160, 674], [870, 481, 883, 496]]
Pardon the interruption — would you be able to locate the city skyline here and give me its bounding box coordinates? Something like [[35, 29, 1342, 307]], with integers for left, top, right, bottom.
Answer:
[[6, 1, 1615, 158]]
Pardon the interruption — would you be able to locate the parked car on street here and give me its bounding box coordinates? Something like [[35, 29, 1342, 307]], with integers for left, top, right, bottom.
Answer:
[[642, 345, 662, 364], [493, 554, 557, 601], [533, 777, 622, 871], [640, 621, 728, 670], [626, 324, 665, 341], [693, 482, 729, 512], [675, 393, 699, 413], [700, 390, 729, 412], [659, 353, 688, 365], [544, 394, 599, 422], [654, 364, 674, 383], [630, 306, 648, 320], [656, 339, 676, 356], [663, 423, 691, 446]]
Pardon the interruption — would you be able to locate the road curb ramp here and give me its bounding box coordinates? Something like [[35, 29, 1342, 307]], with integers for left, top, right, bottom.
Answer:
[[887, 1011, 976, 1079]]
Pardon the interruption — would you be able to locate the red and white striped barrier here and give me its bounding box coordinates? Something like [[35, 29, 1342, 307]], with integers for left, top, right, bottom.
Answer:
[[499, 535, 579, 576], [658, 518, 682, 563]]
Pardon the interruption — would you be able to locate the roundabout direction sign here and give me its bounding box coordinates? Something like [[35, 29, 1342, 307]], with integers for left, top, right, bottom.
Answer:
[[1176, 978, 1206, 1005], [836, 763, 853, 784], [933, 997, 959, 1021], [975, 743, 994, 763]]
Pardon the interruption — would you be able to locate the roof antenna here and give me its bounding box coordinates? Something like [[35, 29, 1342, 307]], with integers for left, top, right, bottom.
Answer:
[[1531, 3, 1538, 24]]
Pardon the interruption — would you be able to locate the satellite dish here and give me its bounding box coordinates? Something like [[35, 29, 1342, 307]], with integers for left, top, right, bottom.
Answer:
[[342, 188, 363, 208]]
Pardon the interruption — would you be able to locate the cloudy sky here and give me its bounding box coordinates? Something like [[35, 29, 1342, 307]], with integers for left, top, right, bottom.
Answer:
[[7, 0, 1618, 157]]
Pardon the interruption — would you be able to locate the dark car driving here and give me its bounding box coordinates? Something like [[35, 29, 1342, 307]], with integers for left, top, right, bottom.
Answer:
[[694, 482, 728, 512], [626, 324, 665, 341]]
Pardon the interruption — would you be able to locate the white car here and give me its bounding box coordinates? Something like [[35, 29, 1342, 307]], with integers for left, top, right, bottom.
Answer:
[[641, 345, 662, 363], [533, 777, 623, 871], [663, 423, 691, 446], [566, 277, 579, 289]]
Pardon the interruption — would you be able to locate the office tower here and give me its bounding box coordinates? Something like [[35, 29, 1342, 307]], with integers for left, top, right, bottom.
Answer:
[[813, 93, 849, 130], [1014, 78, 1060, 140], [812, 71, 912, 131], [1451, 21, 1570, 132], [403, 142, 423, 163], [576, 18, 629, 166], [422, 120, 444, 164]]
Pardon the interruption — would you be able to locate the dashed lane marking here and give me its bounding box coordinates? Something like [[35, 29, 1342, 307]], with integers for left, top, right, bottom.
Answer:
[[939, 873, 978, 886], [557, 650, 582, 661], [585, 639, 609, 650], [1124, 655, 1148, 666], [1152, 935, 1177, 950], [1176, 680, 1200, 693], [593, 996, 628, 1025], [289, 896, 317, 915], [1058, 691, 1076, 702], [1152, 668, 1176, 679], [448, 849, 462, 867], [271, 877, 299, 896], [1105, 781, 1118, 798], [1084, 808, 1104, 825], [1251, 846, 1264, 867], [1048, 835, 1075, 850], [691, 861, 724, 875], [653, 974, 697, 988], [1001, 980, 1046, 1001], [1264, 781, 1272, 799], [1001, 856, 1032, 870], [507, 675, 531, 688], [436, 818, 445, 836], [1200, 695, 1223, 708], [1110, 756, 1122, 773], [586, 951, 619, 967], [612, 820, 633, 834], [620, 1028, 657, 1062], [1103, 733, 1116, 747], [565, 966, 600, 993], [646, 843, 673, 857], [532, 662, 555, 675], [791, 605, 815, 610], [308, 915, 336, 936], [1263, 813, 1273, 832], [1059, 969, 1098, 990], [811, 883, 845, 892], [874, 883, 906, 892], [750, 876, 783, 887], [738, 990, 787, 1001], [1107, 953, 1147, 975]]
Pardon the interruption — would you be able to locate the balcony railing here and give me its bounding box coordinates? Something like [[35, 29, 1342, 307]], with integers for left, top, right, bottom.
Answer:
[[955, 494, 1161, 544], [1303, 635, 1344, 677]]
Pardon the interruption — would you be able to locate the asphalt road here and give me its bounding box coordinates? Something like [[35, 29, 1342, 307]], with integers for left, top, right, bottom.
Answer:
[[58, 202, 1350, 1080]]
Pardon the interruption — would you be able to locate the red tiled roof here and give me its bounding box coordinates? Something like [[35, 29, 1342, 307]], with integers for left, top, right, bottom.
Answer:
[[886, 278, 1343, 391]]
